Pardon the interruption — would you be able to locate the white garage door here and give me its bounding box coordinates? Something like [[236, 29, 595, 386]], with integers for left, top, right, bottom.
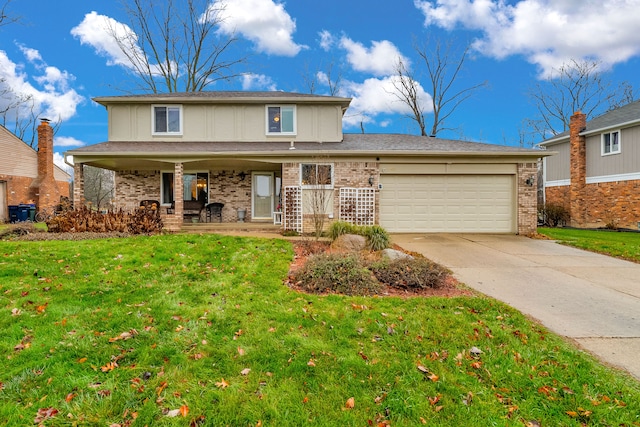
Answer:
[[379, 175, 515, 233]]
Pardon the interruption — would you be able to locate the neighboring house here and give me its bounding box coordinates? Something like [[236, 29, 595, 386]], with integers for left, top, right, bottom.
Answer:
[[66, 91, 547, 234], [541, 100, 640, 229], [0, 121, 71, 222]]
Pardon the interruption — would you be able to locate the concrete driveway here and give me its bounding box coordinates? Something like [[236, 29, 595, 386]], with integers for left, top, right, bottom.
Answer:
[[392, 233, 640, 380]]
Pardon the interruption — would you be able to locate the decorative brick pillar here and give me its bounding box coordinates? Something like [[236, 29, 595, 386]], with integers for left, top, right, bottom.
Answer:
[[517, 162, 538, 235], [73, 163, 85, 208], [569, 111, 587, 226]]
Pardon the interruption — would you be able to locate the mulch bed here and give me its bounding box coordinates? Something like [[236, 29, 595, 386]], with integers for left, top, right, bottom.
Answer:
[[287, 240, 474, 298]]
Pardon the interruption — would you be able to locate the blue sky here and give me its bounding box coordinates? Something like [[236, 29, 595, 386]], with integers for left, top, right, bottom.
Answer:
[[2, 0, 640, 171]]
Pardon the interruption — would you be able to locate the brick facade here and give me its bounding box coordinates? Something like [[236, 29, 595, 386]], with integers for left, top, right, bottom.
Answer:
[[545, 111, 640, 230], [517, 162, 538, 235]]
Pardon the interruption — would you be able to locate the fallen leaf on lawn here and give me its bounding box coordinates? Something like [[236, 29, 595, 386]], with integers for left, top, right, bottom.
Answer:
[[97, 389, 111, 397], [374, 393, 387, 404], [566, 411, 578, 418], [435, 405, 444, 412], [101, 362, 118, 372], [237, 347, 246, 356], [240, 368, 251, 376], [180, 405, 189, 417], [34, 407, 59, 423], [11, 308, 21, 316], [36, 303, 48, 313], [156, 381, 168, 396], [108, 329, 138, 342], [256, 421, 262, 427], [351, 303, 368, 311], [191, 353, 204, 360], [463, 391, 473, 406], [175, 325, 184, 332], [166, 409, 181, 417], [525, 421, 541, 427], [420, 417, 427, 424], [428, 373, 439, 382], [65, 393, 76, 402], [470, 361, 482, 369], [417, 365, 429, 374], [215, 378, 229, 389], [303, 396, 309, 403], [428, 395, 441, 405], [345, 397, 355, 409], [307, 359, 316, 367]]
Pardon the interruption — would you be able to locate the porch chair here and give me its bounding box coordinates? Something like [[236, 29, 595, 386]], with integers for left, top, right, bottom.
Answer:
[[205, 202, 224, 223]]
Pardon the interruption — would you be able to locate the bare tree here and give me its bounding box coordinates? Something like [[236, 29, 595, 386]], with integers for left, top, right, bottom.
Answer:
[[83, 166, 115, 210], [302, 61, 343, 96], [391, 58, 427, 136], [528, 59, 636, 138], [107, 0, 245, 93], [0, 0, 19, 27], [392, 38, 486, 137], [303, 161, 332, 240]]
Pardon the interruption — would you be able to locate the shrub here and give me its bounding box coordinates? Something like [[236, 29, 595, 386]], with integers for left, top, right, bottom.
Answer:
[[539, 203, 569, 227], [292, 253, 382, 296], [328, 221, 357, 241], [46, 206, 163, 234], [362, 225, 390, 251], [370, 258, 450, 290]]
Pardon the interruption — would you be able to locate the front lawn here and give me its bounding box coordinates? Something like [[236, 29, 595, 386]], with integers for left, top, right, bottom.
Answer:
[[538, 227, 640, 263], [1, 234, 639, 426]]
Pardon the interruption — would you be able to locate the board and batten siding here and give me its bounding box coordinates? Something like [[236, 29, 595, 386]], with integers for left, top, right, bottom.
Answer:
[[107, 103, 344, 143], [586, 126, 640, 179]]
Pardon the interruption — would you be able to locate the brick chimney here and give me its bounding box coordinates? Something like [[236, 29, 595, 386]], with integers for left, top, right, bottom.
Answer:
[[569, 111, 587, 226], [33, 118, 61, 209]]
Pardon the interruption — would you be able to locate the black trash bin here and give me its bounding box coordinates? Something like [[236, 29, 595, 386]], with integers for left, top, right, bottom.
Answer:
[[16, 205, 30, 222], [8, 205, 19, 223]]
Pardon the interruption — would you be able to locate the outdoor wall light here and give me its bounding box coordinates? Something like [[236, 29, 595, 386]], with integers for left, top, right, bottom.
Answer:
[[239, 172, 246, 181], [368, 176, 375, 186], [525, 176, 535, 187]]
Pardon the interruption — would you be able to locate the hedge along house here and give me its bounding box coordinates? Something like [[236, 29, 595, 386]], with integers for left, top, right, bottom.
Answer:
[[0, 120, 71, 222], [65, 91, 549, 234], [541, 101, 640, 229]]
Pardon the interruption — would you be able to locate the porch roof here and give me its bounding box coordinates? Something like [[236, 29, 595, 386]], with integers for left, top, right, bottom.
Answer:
[[68, 133, 545, 157]]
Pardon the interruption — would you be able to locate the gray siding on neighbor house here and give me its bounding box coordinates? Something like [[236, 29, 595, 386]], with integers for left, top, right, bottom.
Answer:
[[586, 125, 640, 178], [544, 141, 570, 182]]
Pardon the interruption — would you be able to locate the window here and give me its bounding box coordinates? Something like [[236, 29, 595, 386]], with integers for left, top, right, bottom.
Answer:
[[301, 163, 333, 188], [161, 172, 208, 204], [153, 105, 182, 134], [266, 105, 295, 135], [602, 130, 621, 155]]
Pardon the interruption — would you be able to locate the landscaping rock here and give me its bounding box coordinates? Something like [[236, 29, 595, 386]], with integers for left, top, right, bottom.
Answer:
[[381, 248, 414, 261], [331, 234, 367, 251]]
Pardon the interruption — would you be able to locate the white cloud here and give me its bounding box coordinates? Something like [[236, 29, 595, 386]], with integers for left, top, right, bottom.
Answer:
[[340, 37, 409, 76], [214, 0, 306, 56], [241, 73, 277, 90], [17, 44, 43, 64], [54, 136, 85, 148], [71, 11, 139, 68], [0, 49, 84, 123], [414, 0, 640, 77], [319, 30, 335, 51], [53, 152, 73, 175], [341, 76, 432, 128]]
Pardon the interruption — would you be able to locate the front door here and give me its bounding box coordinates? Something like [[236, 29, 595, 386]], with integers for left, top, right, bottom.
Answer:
[[252, 172, 273, 220]]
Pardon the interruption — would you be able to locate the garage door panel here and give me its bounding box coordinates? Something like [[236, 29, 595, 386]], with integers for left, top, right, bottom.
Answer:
[[380, 174, 514, 233]]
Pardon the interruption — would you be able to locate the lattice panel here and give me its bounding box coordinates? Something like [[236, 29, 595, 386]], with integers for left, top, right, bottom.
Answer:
[[283, 186, 303, 233], [339, 187, 375, 225]]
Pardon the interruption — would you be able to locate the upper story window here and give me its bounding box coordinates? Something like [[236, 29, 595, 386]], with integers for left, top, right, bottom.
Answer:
[[153, 105, 182, 135], [266, 105, 296, 135], [602, 130, 621, 155], [301, 163, 333, 189]]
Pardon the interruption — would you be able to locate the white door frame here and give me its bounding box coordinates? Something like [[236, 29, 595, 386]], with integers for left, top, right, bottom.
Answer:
[[251, 172, 274, 220]]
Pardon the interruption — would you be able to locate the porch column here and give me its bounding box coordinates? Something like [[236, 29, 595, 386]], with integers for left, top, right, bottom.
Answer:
[[174, 162, 184, 218], [73, 163, 85, 208]]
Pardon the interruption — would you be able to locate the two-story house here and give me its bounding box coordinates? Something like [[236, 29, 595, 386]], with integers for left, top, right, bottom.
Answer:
[[541, 101, 640, 229], [66, 91, 546, 234]]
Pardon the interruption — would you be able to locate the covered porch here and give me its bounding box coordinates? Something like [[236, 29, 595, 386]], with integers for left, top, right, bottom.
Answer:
[[71, 156, 284, 232]]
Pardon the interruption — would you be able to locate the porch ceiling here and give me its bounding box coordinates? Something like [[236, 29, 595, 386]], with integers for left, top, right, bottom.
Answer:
[[75, 157, 281, 172]]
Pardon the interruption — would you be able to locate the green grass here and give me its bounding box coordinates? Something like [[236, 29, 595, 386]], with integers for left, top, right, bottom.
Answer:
[[538, 227, 640, 263], [1, 234, 640, 426]]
